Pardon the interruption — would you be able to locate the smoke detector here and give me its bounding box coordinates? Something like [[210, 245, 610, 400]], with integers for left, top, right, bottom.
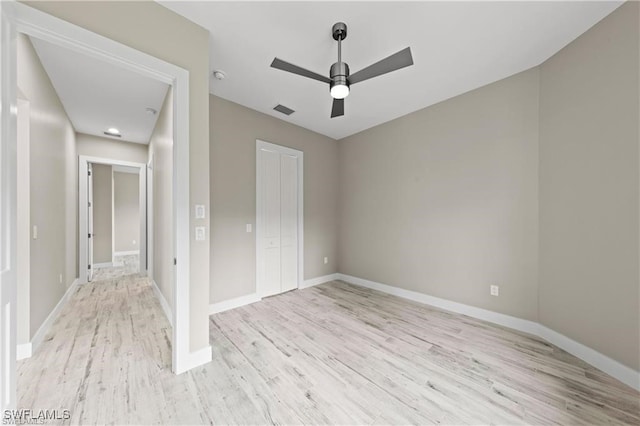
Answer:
[[212, 70, 226, 80]]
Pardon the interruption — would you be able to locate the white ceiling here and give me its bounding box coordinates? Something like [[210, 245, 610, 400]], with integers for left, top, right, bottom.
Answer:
[[30, 37, 170, 144], [161, 1, 622, 140]]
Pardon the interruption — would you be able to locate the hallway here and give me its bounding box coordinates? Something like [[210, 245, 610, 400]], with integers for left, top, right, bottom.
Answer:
[[16, 273, 187, 424], [91, 254, 140, 282]]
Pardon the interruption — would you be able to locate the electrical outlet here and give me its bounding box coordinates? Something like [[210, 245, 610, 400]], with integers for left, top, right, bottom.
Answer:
[[195, 226, 206, 241], [133, 239, 136, 245], [246, 224, 252, 233], [490, 285, 499, 296], [324, 257, 328, 264]]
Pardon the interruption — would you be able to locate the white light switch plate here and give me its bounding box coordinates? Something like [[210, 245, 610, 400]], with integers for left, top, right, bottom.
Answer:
[[246, 224, 252, 233], [195, 204, 205, 219], [195, 226, 206, 241]]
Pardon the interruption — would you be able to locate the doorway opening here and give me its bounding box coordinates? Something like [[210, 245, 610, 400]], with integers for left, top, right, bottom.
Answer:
[[81, 159, 148, 284], [1, 2, 198, 411]]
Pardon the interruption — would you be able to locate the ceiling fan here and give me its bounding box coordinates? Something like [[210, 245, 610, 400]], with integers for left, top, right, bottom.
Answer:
[[270, 22, 414, 118]]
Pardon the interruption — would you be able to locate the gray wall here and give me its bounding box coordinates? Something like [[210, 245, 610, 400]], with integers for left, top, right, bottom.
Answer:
[[338, 69, 540, 321], [17, 33, 77, 339], [113, 172, 140, 252], [92, 164, 112, 264], [77, 133, 149, 164], [539, 1, 639, 371], [148, 89, 174, 309], [210, 95, 339, 303]]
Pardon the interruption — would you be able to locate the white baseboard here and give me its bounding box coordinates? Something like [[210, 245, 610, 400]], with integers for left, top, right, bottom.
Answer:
[[537, 325, 640, 391], [336, 273, 640, 391], [151, 280, 172, 326], [28, 278, 80, 358], [300, 273, 339, 289], [209, 293, 261, 315], [208, 275, 339, 315], [337, 273, 540, 335], [93, 262, 113, 269], [175, 345, 212, 375], [17, 343, 32, 360], [113, 250, 139, 257]]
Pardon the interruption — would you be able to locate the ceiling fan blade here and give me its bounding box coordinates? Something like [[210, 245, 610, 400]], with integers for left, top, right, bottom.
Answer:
[[331, 98, 344, 118], [271, 58, 331, 84], [348, 47, 413, 85]]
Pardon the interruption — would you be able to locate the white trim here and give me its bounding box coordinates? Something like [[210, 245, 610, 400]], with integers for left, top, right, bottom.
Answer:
[[151, 280, 172, 327], [93, 262, 113, 269], [209, 293, 262, 315], [537, 325, 640, 392], [255, 139, 304, 298], [300, 273, 339, 289], [180, 345, 212, 372], [337, 273, 539, 335], [113, 250, 140, 257], [28, 278, 79, 357], [336, 273, 640, 391], [1, 1, 19, 411], [16, 343, 31, 361], [8, 1, 200, 374]]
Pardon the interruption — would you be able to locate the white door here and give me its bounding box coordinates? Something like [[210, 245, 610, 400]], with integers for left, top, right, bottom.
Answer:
[[87, 163, 94, 282], [0, 3, 18, 411], [256, 140, 303, 298]]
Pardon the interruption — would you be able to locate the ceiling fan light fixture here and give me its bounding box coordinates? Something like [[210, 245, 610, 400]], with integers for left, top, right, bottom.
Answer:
[[330, 61, 350, 99], [330, 83, 349, 99]]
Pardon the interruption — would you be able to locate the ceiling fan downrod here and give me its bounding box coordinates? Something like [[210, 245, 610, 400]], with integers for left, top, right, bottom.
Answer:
[[330, 22, 350, 99]]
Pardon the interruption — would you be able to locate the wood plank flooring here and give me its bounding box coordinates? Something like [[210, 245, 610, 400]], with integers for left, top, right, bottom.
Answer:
[[17, 275, 640, 425]]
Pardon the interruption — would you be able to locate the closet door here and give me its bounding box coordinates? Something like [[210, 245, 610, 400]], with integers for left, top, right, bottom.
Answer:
[[279, 153, 298, 293], [259, 147, 282, 298], [257, 141, 302, 298]]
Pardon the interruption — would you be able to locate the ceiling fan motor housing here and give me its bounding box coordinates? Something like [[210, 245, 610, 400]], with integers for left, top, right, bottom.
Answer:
[[330, 61, 350, 92]]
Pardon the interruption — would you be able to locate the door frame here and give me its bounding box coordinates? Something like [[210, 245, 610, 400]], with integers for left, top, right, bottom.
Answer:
[[79, 157, 147, 283], [0, 0, 18, 412], [1, 1, 196, 385], [255, 139, 304, 297]]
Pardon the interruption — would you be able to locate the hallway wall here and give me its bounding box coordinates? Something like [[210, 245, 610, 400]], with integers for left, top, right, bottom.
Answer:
[[113, 172, 140, 253], [17, 33, 77, 340], [76, 133, 149, 164], [148, 88, 174, 311]]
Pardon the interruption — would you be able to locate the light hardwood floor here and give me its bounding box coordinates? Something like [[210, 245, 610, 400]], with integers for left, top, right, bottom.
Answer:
[[91, 254, 139, 281], [18, 275, 640, 425]]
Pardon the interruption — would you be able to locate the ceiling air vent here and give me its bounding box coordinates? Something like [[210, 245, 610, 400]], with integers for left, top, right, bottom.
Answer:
[[273, 104, 295, 116]]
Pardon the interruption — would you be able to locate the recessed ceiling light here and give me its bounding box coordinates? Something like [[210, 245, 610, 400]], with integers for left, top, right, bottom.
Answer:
[[104, 127, 121, 137], [212, 70, 226, 80]]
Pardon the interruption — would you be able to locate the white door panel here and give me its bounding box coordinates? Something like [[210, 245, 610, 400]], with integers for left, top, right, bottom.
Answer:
[[280, 154, 298, 292], [256, 141, 303, 298]]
